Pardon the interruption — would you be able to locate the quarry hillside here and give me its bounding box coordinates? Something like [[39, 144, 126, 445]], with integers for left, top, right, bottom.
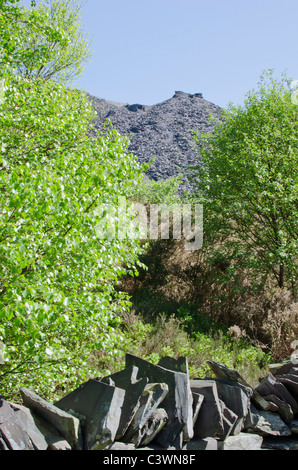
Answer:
[[88, 91, 222, 187]]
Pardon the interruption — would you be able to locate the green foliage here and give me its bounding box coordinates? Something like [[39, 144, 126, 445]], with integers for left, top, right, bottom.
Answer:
[[0, 0, 147, 401], [129, 174, 182, 205], [0, 0, 91, 83], [191, 71, 298, 290]]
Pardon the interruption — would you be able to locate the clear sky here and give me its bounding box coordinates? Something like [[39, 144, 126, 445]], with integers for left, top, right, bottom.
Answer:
[[20, 0, 298, 109]]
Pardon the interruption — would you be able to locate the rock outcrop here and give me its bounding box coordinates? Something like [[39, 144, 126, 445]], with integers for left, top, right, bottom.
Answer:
[[1, 356, 298, 451]]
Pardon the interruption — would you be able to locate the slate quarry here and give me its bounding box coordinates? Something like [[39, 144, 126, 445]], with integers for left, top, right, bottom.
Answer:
[[1, 356, 298, 451], [88, 91, 222, 188]]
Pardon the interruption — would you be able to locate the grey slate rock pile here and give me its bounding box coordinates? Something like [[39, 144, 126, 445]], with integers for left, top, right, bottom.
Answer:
[[88, 91, 222, 188], [1, 356, 298, 450]]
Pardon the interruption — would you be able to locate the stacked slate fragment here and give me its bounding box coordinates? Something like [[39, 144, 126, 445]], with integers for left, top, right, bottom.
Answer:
[[1, 355, 298, 450]]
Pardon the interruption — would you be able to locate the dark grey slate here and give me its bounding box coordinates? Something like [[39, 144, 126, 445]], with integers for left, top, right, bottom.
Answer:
[[219, 400, 238, 438], [206, 359, 271, 412], [0, 396, 34, 450], [276, 373, 298, 401], [88, 91, 222, 190], [10, 403, 48, 450], [11, 402, 72, 450], [264, 394, 294, 423], [54, 379, 125, 450], [262, 436, 298, 450], [100, 365, 148, 439], [268, 361, 295, 376], [192, 392, 204, 428], [289, 419, 298, 434], [219, 432, 263, 450], [183, 437, 219, 450], [247, 408, 291, 437], [157, 356, 193, 441], [139, 408, 168, 446], [125, 353, 193, 448], [190, 380, 225, 439], [158, 356, 188, 374], [107, 442, 136, 450], [213, 378, 252, 434], [255, 373, 298, 414], [20, 387, 82, 450], [122, 382, 168, 446]]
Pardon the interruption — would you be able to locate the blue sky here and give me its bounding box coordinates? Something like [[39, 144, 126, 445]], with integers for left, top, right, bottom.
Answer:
[[21, 0, 298, 109]]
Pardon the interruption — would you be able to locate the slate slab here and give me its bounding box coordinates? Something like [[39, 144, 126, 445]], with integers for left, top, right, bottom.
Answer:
[[183, 437, 219, 450], [0, 396, 34, 450], [11, 402, 73, 450], [219, 400, 238, 438], [213, 378, 253, 434], [125, 354, 193, 448], [247, 407, 292, 437], [192, 392, 204, 428], [20, 387, 82, 450], [264, 394, 294, 423], [219, 432, 263, 450], [190, 380, 225, 439], [100, 365, 148, 439], [269, 361, 295, 376], [122, 382, 168, 446], [276, 373, 298, 401], [255, 373, 298, 414], [10, 403, 48, 450], [158, 355, 193, 441], [289, 419, 298, 434], [139, 408, 168, 446], [262, 436, 298, 450], [55, 379, 125, 450], [206, 359, 271, 412]]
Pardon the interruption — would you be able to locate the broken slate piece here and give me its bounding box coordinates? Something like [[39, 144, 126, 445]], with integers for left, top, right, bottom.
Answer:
[[54, 379, 125, 450], [276, 373, 298, 401], [11, 402, 74, 450], [247, 407, 291, 437], [122, 382, 168, 446], [269, 361, 295, 376], [139, 408, 168, 446], [20, 387, 82, 450], [289, 420, 298, 434], [158, 356, 193, 442], [264, 394, 294, 423], [219, 432, 263, 450], [219, 400, 238, 438], [206, 359, 271, 412], [125, 354, 193, 448], [158, 356, 188, 374], [213, 378, 252, 434], [192, 392, 204, 428], [10, 403, 48, 450], [0, 396, 34, 450], [190, 380, 225, 439], [255, 373, 298, 414], [100, 365, 148, 439], [183, 437, 219, 450]]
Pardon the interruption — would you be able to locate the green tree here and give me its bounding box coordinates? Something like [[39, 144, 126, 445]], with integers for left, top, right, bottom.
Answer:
[[0, 0, 91, 83], [191, 72, 298, 291], [0, 0, 147, 400]]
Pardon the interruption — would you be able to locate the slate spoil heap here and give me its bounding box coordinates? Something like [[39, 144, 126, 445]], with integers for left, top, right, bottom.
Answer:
[[1, 356, 298, 451], [88, 91, 222, 188]]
